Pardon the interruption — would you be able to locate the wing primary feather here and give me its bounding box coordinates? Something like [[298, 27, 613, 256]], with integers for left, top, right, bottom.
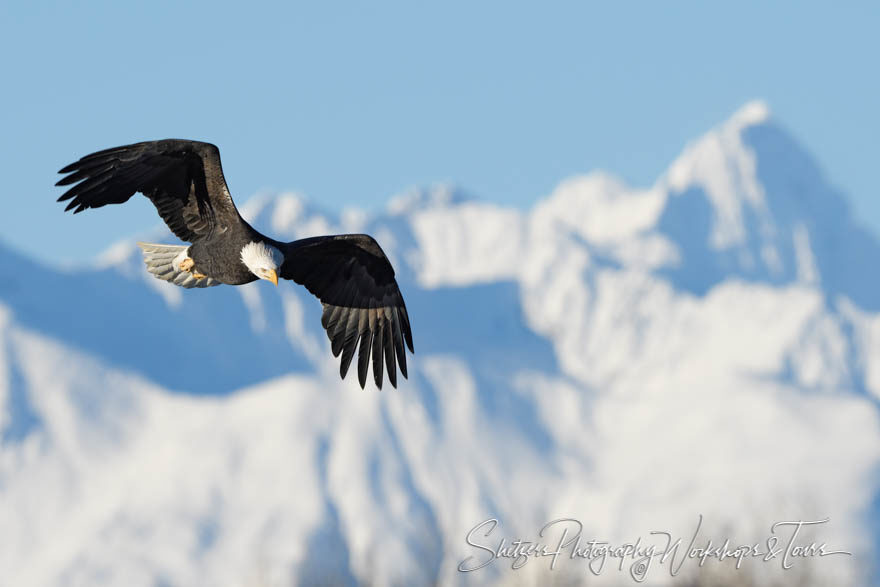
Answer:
[[330, 308, 349, 357], [59, 144, 134, 172], [330, 307, 354, 352], [328, 273, 363, 360], [383, 307, 397, 388], [57, 155, 118, 175], [338, 309, 362, 379], [320, 303, 333, 329], [55, 162, 115, 186], [392, 307, 407, 378], [57, 170, 118, 202], [372, 310, 384, 389], [357, 326, 373, 389], [399, 305, 414, 352], [58, 154, 122, 176], [339, 309, 369, 388], [60, 163, 157, 208], [324, 304, 345, 338]]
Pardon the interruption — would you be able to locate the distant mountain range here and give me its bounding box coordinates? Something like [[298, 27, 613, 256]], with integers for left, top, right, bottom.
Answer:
[[0, 102, 877, 586]]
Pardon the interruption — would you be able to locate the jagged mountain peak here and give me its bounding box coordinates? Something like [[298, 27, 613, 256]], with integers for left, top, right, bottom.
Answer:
[[238, 190, 344, 240], [728, 98, 772, 128], [659, 100, 841, 245], [661, 101, 778, 246], [532, 172, 665, 247], [649, 102, 880, 307], [385, 184, 473, 216]]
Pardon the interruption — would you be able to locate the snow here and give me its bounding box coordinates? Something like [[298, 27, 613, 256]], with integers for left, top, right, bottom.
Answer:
[[793, 222, 821, 285], [270, 192, 307, 234], [533, 172, 666, 245], [386, 184, 468, 216], [410, 202, 525, 287], [664, 101, 772, 251], [1, 102, 879, 585], [731, 99, 772, 127]]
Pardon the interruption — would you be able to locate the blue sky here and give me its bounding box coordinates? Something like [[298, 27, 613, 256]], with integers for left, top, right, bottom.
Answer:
[[2, 1, 878, 265]]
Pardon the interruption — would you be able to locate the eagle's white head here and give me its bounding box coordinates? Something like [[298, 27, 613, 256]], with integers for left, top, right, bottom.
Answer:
[[241, 241, 284, 285]]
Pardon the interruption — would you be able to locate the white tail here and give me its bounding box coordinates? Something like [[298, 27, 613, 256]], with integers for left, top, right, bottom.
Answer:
[[136, 242, 220, 289]]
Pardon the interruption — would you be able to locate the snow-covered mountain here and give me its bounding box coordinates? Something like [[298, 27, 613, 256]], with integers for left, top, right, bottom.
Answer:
[[1, 102, 879, 586]]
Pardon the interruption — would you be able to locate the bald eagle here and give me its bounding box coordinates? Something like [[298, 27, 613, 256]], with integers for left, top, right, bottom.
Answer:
[[56, 140, 413, 389]]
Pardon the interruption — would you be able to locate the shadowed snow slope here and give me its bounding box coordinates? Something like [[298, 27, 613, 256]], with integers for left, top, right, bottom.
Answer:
[[1, 102, 879, 586]]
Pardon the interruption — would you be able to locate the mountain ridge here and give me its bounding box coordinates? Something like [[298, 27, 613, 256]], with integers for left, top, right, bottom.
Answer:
[[1, 102, 879, 585]]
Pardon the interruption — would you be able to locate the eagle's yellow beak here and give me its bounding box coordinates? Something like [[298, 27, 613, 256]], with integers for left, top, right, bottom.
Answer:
[[266, 269, 278, 286]]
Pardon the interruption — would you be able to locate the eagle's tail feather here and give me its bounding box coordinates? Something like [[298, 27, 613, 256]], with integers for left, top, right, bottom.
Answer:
[[136, 242, 220, 289]]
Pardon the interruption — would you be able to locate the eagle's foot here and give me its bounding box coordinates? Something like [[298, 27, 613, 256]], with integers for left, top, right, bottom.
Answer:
[[178, 257, 195, 272], [192, 271, 207, 280]]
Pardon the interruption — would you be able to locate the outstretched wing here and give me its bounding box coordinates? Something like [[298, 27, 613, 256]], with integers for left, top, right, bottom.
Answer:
[[56, 139, 243, 242], [281, 234, 414, 389]]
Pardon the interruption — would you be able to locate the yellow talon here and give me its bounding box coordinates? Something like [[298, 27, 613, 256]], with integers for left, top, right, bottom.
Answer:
[[192, 272, 207, 280], [179, 257, 195, 272]]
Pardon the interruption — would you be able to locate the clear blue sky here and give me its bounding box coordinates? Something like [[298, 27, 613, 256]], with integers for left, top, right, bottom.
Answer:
[[2, 1, 878, 265]]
